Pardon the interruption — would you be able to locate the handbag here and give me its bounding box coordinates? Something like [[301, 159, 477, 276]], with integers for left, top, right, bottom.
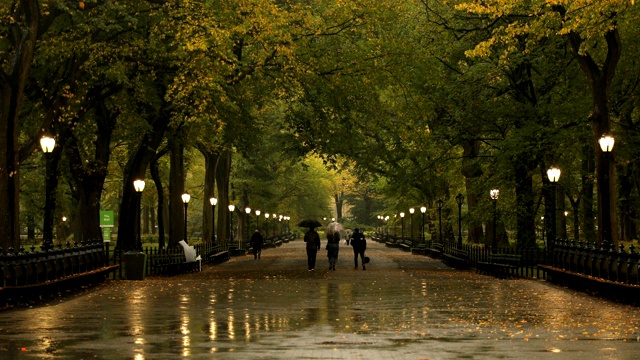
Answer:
[[364, 256, 370, 264]]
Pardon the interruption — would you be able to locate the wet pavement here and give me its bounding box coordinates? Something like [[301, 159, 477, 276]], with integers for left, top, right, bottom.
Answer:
[[1, 239, 639, 359]]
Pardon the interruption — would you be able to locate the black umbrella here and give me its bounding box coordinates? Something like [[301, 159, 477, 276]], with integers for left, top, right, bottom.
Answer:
[[297, 219, 322, 229]]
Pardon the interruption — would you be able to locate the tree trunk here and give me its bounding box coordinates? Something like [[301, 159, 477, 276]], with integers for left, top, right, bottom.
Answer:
[[618, 163, 636, 242], [581, 144, 596, 242], [150, 156, 166, 248], [335, 192, 344, 221], [116, 114, 169, 251], [64, 94, 115, 242], [461, 140, 484, 244], [196, 143, 220, 244], [216, 149, 232, 248], [0, 0, 39, 250], [568, 29, 621, 245], [514, 157, 536, 248], [169, 135, 186, 248]]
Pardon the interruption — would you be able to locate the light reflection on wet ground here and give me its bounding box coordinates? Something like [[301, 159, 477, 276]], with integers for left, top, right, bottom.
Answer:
[[1, 240, 639, 359]]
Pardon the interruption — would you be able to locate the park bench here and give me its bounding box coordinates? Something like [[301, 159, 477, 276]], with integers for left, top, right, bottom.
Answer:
[[385, 236, 399, 248], [411, 243, 427, 255], [152, 241, 201, 276], [442, 248, 470, 268], [1, 263, 120, 306], [398, 239, 413, 252], [476, 254, 522, 278], [425, 242, 443, 258], [207, 245, 230, 265]]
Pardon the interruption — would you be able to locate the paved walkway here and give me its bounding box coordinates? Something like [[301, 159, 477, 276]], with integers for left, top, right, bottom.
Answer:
[[1, 239, 639, 359]]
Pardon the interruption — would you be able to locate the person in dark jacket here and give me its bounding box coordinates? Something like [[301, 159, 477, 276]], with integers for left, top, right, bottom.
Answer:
[[304, 227, 321, 271], [250, 229, 264, 260], [350, 228, 367, 270], [326, 232, 340, 270]]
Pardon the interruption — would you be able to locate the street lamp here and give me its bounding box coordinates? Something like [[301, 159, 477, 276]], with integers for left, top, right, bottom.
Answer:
[[455, 193, 464, 247], [547, 165, 561, 251], [598, 133, 615, 247], [229, 204, 236, 245], [245, 207, 251, 248], [272, 213, 277, 236], [255, 210, 261, 232], [400, 212, 405, 239], [490, 189, 499, 251], [181, 192, 191, 243], [265, 213, 270, 236], [133, 179, 145, 250], [420, 206, 427, 243], [61, 216, 68, 242], [436, 199, 444, 244], [40, 135, 56, 251], [209, 197, 218, 242], [409, 208, 415, 240]]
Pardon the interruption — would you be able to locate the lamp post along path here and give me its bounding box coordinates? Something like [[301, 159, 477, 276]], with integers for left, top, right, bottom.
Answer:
[[455, 193, 464, 247], [181, 193, 191, 243], [490, 189, 499, 251], [420, 206, 427, 243], [547, 166, 560, 252], [209, 197, 217, 243], [134, 179, 146, 250], [598, 134, 615, 248], [40, 136, 56, 251]]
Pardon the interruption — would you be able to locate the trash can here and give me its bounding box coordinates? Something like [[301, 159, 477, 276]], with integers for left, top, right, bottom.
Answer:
[[123, 251, 147, 280]]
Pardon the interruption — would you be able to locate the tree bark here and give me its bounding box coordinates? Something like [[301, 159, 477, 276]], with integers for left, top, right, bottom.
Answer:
[[461, 140, 484, 244], [116, 114, 169, 251], [215, 149, 232, 248], [196, 142, 220, 244], [568, 29, 621, 244], [150, 155, 166, 248], [169, 133, 186, 248], [0, 0, 40, 250]]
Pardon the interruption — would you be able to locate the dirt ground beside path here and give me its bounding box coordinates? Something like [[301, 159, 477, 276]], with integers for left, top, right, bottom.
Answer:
[[1, 239, 639, 359]]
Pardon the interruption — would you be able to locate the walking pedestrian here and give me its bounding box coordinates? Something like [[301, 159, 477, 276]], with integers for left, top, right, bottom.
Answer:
[[326, 231, 340, 270], [351, 228, 367, 270], [304, 227, 321, 271], [250, 229, 264, 260]]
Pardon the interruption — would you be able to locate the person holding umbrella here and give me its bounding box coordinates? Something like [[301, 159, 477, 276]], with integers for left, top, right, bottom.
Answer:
[[299, 220, 322, 271]]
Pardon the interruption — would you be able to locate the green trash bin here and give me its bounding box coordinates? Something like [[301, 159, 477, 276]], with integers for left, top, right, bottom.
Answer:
[[123, 252, 147, 280]]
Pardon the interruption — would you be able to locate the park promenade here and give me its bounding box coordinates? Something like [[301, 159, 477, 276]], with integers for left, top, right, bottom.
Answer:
[[0, 239, 639, 359]]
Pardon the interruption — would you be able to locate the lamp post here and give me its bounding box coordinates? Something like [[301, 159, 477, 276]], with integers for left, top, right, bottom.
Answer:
[[209, 197, 217, 243], [245, 207, 251, 249], [547, 165, 561, 252], [272, 213, 277, 236], [181, 193, 191, 243], [541, 216, 545, 245], [40, 136, 56, 251], [564, 211, 569, 240], [490, 189, 499, 251], [400, 212, 405, 239], [255, 210, 261, 232], [420, 206, 427, 243], [133, 179, 145, 250], [409, 208, 415, 240], [455, 193, 464, 247], [265, 213, 270, 236], [598, 134, 615, 248], [229, 204, 236, 246], [61, 216, 67, 242], [436, 199, 444, 244]]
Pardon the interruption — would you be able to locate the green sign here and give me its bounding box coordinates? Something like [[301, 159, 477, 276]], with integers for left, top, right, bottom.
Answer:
[[100, 210, 114, 227], [102, 227, 112, 242]]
